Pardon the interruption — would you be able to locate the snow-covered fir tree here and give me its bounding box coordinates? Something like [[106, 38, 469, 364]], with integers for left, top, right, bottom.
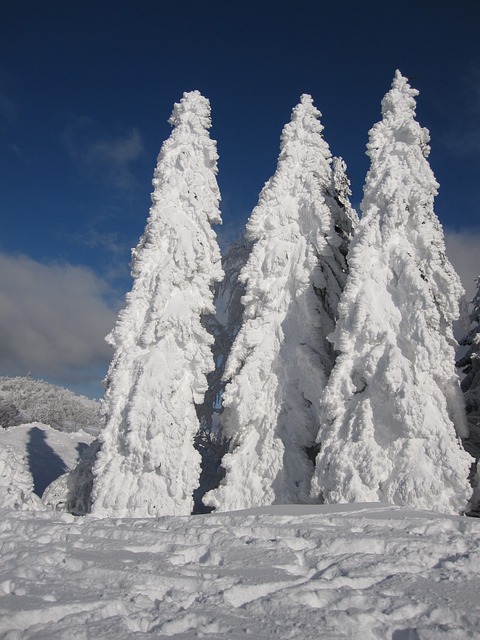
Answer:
[[205, 95, 357, 512], [458, 276, 480, 452], [90, 91, 223, 517], [311, 71, 472, 515]]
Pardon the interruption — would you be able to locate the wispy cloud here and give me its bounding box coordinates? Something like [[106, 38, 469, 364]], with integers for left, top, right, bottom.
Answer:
[[64, 117, 145, 189], [73, 226, 133, 286], [77, 227, 129, 257], [0, 252, 119, 389], [444, 228, 480, 304]]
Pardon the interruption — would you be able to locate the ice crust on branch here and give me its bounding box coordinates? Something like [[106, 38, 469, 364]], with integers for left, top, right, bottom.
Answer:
[[311, 71, 472, 515], [205, 95, 357, 512], [91, 91, 223, 517]]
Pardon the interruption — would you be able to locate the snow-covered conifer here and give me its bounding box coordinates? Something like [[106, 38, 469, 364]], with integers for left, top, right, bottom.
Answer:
[[91, 91, 223, 518], [311, 71, 472, 515], [205, 95, 356, 511], [458, 276, 480, 447]]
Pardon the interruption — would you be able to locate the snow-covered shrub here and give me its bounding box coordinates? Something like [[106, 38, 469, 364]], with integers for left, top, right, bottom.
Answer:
[[91, 91, 223, 518], [311, 71, 472, 515], [0, 376, 101, 433]]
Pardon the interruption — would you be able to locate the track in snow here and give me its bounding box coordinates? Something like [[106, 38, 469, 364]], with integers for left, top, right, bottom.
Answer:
[[1, 504, 480, 639]]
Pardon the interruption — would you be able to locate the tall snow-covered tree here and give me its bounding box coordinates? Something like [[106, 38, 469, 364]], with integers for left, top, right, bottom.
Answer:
[[311, 71, 472, 515], [205, 95, 357, 512], [458, 276, 480, 451], [90, 91, 223, 518]]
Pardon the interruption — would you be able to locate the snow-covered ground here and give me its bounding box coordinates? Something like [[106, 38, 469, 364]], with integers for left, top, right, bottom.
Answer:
[[0, 386, 479, 638], [1, 503, 480, 639]]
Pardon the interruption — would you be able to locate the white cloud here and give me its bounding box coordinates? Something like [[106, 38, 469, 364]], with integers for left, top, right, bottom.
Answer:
[[0, 232, 474, 395], [0, 253, 118, 389], [64, 118, 145, 189], [444, 228, 480, 304]]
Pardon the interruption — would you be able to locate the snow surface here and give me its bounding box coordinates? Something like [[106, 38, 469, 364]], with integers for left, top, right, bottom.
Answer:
[[1, 504, 480, 638]]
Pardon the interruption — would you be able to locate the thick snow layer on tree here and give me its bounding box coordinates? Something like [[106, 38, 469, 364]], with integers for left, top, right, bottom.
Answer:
[[206, 96, 356, 511], [312, 71, 472, 515], [1, 504, 480, 638], [91, 91, 223, 518]]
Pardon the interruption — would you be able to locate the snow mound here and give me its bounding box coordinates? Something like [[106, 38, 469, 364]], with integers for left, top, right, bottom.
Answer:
[[0, 422, 95, 509], [0, 376, 102, 434]]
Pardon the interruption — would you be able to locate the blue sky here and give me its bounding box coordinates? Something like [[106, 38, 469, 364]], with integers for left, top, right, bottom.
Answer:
[[1, 0, 479, 398]]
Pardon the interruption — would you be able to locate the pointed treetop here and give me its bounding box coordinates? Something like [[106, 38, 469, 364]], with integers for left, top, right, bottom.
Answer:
[[280, 93, 330, 162], [366, 70, 432, 169], [381, 70, 419, 120], [168, 90, 212, 130], [290, 93, 321, 125], [298, 93, 316, 110], [332, 157, 352, 198]]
